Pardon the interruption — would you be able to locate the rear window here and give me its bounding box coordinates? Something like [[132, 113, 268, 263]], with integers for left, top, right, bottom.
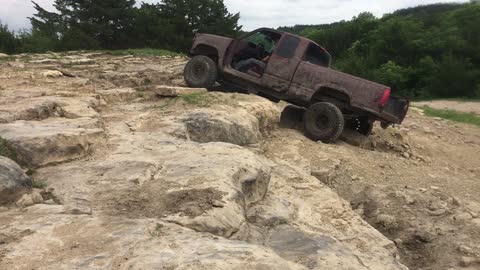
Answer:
[[276, 35, 300, 59], [304, 43, 331, 67]]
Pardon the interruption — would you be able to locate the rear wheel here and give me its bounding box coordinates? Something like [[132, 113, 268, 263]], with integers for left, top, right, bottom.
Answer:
[[304, 102, 344, 143], [184, 56, 217, 88]]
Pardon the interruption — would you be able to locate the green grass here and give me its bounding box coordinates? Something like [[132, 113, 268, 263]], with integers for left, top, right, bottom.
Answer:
[[102, 48, 183, 57], [414, 97, 480, 102], [0, 137, 17, 161], [181, 92, 213, 107], [421, 106, 480, 127], [32, 180, 48, 189]]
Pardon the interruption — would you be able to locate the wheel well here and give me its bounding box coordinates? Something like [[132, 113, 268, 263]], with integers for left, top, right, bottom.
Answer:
[[311, 87, 351, 107], [191, 44, 219, 63]]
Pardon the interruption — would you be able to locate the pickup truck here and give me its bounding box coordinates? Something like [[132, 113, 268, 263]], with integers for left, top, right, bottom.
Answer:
[[184, 28, 409, 143]]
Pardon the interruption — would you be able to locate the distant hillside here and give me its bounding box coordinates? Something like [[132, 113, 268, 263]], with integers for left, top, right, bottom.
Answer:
[[278, 2, 480, 99]]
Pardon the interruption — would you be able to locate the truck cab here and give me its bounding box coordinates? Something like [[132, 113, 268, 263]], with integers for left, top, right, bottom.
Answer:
[[185, 28, 409, 143]]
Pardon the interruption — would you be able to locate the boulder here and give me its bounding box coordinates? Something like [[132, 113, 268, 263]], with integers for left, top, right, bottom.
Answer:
[[0, 156, 32, 204], [183, 109, 261, 145], [0, 53, 9, 58], [0, 117, 105, 167]]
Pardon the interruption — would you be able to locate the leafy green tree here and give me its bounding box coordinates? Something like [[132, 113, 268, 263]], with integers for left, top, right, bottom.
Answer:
[[158, 0, 242, 50], [0, 22, 17, 54], [30, 0, 136, 50]]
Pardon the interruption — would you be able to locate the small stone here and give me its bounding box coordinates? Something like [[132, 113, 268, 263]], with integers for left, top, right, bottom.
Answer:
[[42, 70, 63, 78], [458, 245, 474, 254], [394, 238, 403, 246], [375, 214, 397, 228], [430, 186, 440, 191], [452, 197, 461, 206], [429, 209, 447, 216], [312, 169, 331, 184], [453, 212, 473, 221], [30, 190, 44, 204], [43, 199, 56, 205], [414, 230, 434, 243], [16, 194, 34, 208], [429, 200, 448, 211], [402, 152, 410, 159], [419, 188, 427, 193], [403, 195, 416, 205], [459, 256, 480, 267]]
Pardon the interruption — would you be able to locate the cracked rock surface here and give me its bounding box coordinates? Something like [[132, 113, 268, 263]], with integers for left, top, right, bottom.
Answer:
[[3, 52, 477, 270]]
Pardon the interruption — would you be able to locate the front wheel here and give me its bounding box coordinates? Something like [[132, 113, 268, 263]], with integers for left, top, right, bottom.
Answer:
[[304, 102, 345, 143], [184, 56, 217, 88]]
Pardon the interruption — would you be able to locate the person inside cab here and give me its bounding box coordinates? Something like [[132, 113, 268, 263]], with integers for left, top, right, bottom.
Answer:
[[233, 32, 280, 76]]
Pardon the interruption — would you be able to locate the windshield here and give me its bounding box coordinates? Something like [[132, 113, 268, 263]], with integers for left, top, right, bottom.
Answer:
[[246, 32, 275, 53]]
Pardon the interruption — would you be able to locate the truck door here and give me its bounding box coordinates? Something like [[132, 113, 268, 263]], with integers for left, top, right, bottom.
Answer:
[[262, 34, 302, 93]]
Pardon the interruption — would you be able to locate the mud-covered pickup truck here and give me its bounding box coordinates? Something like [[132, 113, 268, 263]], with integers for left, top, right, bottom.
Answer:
[[184, 28, 409, 142]]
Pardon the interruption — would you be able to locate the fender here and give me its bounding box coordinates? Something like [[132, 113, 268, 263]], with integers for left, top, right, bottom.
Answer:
[[190, 34, 233, 69], [310, 83, 352, 104]]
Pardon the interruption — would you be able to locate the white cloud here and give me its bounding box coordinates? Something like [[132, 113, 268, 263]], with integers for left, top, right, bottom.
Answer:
[[0, 0, 470, 31]]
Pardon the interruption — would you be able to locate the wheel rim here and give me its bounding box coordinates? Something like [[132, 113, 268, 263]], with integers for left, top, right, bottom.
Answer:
[[192, 63, 206, 80], [315, 113, 330, 130]]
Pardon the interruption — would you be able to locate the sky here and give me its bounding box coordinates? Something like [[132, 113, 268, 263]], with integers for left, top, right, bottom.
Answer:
[[0, 0, 470, 31]]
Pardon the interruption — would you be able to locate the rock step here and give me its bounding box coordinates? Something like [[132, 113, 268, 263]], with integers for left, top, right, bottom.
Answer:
[[153, 85, 207, 97]]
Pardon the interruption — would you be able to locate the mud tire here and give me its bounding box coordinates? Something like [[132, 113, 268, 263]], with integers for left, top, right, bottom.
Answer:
[[304, 102, 344, 143], [184, 56, 217, 88]]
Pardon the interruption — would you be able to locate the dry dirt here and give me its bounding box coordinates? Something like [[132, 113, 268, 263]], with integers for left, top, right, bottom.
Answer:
[[0, 52, 479, 270]]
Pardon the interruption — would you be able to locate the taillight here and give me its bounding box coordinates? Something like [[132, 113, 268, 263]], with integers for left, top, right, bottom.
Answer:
[[379, 88, 391, 108]]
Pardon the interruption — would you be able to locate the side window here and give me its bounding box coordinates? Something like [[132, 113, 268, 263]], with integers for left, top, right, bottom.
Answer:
[[304, 43, 331, 67], [276, 35, 300, 59]]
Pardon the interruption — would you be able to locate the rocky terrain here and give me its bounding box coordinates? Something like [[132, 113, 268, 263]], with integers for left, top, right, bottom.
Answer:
[[0, 52, 479, 270]]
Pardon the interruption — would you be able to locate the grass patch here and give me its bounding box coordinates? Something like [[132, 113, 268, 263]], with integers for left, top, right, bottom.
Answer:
[[0, 137, 17, 161], [145, 97, 179, 110], [32, 180, 48, 189], [421, 106, 480, 127], [103, 48, 183, 57], [181, 92, 215, 107]]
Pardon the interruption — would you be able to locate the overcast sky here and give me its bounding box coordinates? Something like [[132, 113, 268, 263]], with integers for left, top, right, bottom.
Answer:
[[0, 0, 470, 31]]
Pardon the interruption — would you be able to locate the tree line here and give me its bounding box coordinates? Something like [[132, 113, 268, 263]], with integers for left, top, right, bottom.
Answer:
[[1, 1, 479, 99], [0, 0, 241, 53], [280, 2, 480, 99]]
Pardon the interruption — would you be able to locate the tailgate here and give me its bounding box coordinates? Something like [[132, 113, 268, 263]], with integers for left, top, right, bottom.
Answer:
[[382, 96, 409, 124]]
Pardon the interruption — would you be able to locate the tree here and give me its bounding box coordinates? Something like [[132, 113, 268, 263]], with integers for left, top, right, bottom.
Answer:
[[158, 0, 242, 50], [0, 22, 17, 54], [30, 0, 136, 50]]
